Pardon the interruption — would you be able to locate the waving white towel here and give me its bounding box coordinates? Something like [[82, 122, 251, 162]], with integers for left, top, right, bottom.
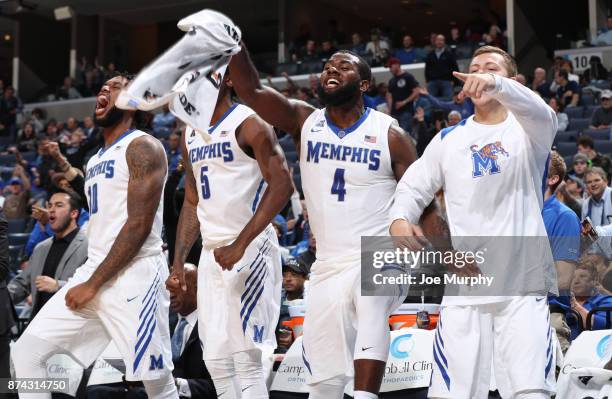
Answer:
[[116, 9, 241, 139]]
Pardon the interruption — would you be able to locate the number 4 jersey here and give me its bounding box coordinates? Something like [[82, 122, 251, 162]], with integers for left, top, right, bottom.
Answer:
[[84, 129, 165, 266], [300, 107, 397, 273], [185, 103, 265, 249]]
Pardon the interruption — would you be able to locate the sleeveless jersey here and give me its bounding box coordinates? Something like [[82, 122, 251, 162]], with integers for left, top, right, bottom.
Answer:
[[185, 103, 265, 248], [300, 107, 396, 267], [84, 129, 165, 265]]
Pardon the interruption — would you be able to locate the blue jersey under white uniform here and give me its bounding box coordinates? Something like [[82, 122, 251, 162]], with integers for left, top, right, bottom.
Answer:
[[390, 75, 559, 305], [84, 129, 165, 266], [300, 107, 397, 277]]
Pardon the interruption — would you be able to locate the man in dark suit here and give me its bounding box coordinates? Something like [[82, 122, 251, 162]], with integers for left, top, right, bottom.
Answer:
[[87, 264, 216, 398], [0, 208, 14, 383]]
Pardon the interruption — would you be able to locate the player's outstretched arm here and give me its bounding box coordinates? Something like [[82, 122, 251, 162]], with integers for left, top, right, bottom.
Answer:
[[213, 115, 293, 270], [454, 71, 558, 154], [171, 132, 201, 290], [388, 125, 450, 250], [229, 43, 315, 139], [65, 135, 167, 310]]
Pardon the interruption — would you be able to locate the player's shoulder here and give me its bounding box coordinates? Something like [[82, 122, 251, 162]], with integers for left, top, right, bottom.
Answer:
[[437, 117, 470, 143], [127, 132, 165, 156]]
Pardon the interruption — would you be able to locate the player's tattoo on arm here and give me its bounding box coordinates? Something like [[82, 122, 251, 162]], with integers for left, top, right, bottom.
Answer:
[[87, 136, 167, 287], [173, 138, 200, 267]]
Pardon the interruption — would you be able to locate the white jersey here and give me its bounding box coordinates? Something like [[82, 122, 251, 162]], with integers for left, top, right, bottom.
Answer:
[[84, 129, 165, 265], [390, 75, 558, 305], [186, 103, 264, 248], [300, 107, 397, 274]]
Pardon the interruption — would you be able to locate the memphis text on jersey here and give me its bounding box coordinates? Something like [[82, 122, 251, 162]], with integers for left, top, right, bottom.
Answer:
[[305, 140, 381, 170]]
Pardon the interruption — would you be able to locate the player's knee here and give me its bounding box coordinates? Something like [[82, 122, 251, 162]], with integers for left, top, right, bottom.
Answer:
[[234, 349, 262, 375], [206, 357, 236, 379], [308, 376, 347, 399], [514, 391, 551, 399]]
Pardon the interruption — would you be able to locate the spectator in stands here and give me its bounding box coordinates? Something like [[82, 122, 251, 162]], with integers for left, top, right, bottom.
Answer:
[[583, 56, 608, 84], [298, 39, 319, 62], [152, 105, 176, 139], [386, 57, 419, 132], [571, 153, 589, 183], [327, 19, 346, 46], [318, 39, 337, 61], [418, 85, 474, 119], [569, 262, 612, 339], [577, 135, 612, 179], [424, 34, 458, 100], [363, 81, 388, 113], [82, 116, 98, 139], [448, 26, 463, 46], [17, 122, 37, 152], [595, 17, 612, 45], [3, 166, 31, 220], [394, 35, 420, 65], [548, 97, 568, 132], [44, 121, 58, 141], [556, 176, 584, 218], [366, 29, 390, 66], [412, 106, 436, 155], [542, 151, 581, 352], [582, 167, 612, 227], [8, 191, 87, 319], [482, 24, 504, 48], [514, 73, 527, 86], [277, 258, 309, 351], [532, 67, 552, 98], [562, 60, 580, 83], [0, 209, 12, 381], [590, 90, 612, 129], [295, 234, 316, 271], [63, 128, 88, 170], [56, 77, 82, 100], [349, 32, 367, 56], [167, 132, 181, 173], [0, 86, 22, 136], [29, 108, 45, 133], [555, 70, 580, 108]]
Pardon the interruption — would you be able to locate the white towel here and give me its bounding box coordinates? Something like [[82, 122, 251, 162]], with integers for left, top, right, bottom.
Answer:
[[557, 367, 612, 398], [116, 9, 241, 139]]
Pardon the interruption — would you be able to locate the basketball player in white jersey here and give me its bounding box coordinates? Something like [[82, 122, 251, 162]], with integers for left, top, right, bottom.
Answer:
[[228, 46, 444, 399], [169, 73, 292, 399], [11, 74, 178, 399], [390, 46, 557, 399]]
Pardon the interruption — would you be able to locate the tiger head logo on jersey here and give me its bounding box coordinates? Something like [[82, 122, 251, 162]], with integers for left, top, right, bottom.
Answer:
[[470, 141, 509, 178]]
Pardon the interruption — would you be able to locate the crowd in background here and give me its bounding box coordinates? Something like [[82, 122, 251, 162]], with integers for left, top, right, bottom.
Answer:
[[2, 21, 612, 395]]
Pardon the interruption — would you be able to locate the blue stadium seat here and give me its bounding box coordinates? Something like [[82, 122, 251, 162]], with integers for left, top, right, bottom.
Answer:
[[556, 142, 577, 157], [564, 106, 584, 119], [8, 233, 29, 247], [568, 118, 591, 131], [298, 60, 323, 74], [564, 155, 575, 167], [20, 151, 37, 163], [554, 130, 578, 145], [0, 154, 16, 166], [584, 105, 599, 118], [581, 93, 596, 106], [285, 151, 298, 164], [279, 135, 296, 152], [8, 244, 24, 271], [594, 140, 612, 155], [8, 218, 27, 235], [581, 129, 610, 141], [275, 63, 299, 76]]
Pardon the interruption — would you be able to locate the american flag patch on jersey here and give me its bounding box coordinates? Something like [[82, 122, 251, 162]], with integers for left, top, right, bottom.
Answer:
[[220, 130, 229, 137], [364, 135, 376, 143]]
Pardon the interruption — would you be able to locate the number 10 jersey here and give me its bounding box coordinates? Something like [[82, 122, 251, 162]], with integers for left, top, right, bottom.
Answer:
[[185, 103, 265, 249], [300, 107, 397, 273]]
